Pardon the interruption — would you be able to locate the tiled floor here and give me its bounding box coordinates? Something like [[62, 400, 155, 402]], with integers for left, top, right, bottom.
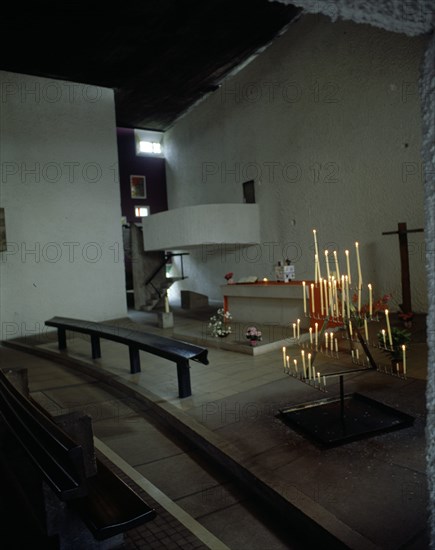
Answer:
[[1, 306, 430, 549]]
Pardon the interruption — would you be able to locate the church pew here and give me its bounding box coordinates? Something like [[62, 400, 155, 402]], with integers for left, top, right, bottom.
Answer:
[[45, 316, 210, 398], [0, 367, 156, 547]]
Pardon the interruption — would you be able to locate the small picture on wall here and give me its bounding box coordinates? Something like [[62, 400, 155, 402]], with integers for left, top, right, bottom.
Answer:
[[130, 175, 146, 199]]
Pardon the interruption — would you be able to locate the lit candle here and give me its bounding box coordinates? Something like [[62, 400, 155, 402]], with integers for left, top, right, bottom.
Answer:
[[330, 332, 334, 351], [294, 358, 298, 374], [328, 280, 333, 317], [286, 355, 290, 374], [308, 353, 312, 378], [302, 281, 307, 313], [381, 329, 386, 347], [325, 332, 329, 349], [364, 318, 369, 342], [313, 229, 321, 278], [319, 277, 324, 316], [293, 323, 296, 339], [385, 309, 393, 347], [323, 375, 326, 387], [334, 338, 339, 353], [341, 275, 345, 319], [402, 345, 407, 375], [314, 322, 318, 347], [301, 349, 306, 371], [349, 320, 353, 337], [310, 284, 315, 314], [297, 318, 301, 340], [314, 253, 319, 284], [355, 242, 362, 287], [317, 371, 321, 384], [325, 250, 330, 280], [345, 275, 350, 318], [301, 359, 306, 379], [368, 284, 373, 317], [323, 278, 329, 314], [334, 279, 339, 318], [358, 286, 362, 314], [309, 327, 313, 345], [282, 346, 286, 370], [333, 250, 340, 279], [345, 249, 351, 285]]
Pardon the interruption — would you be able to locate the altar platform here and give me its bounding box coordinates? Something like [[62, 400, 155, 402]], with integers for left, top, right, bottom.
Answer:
[[1, 306, 430, 549]]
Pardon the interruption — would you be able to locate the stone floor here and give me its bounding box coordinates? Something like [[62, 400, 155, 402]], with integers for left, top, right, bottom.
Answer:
[[1, 305, 431, 549]]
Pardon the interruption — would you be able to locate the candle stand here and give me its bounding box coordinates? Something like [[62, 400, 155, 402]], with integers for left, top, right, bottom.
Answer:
[[278, 310, 414, 447]]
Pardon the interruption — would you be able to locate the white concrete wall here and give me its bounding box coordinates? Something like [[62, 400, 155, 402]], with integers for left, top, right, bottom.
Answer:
[[164, 14, 428, 313], [0, 71, 127, 340]]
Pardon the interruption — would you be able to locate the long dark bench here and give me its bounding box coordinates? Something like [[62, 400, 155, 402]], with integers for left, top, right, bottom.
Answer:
[[0, 367, 156, 547], [45, 316, 209, 398]]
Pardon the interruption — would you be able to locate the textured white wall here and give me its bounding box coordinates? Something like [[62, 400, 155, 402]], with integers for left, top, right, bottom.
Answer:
[[0, 71, 127, 340], [165, 15, 428, 312]]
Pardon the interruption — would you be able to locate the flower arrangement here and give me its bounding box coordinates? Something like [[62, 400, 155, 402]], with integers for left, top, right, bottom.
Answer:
[[348, 292, 392, 327], [245, 326, 262, 342], [377, 326, 411, 363], [209, 308, 232, 337], [224, 272, 234, 284]]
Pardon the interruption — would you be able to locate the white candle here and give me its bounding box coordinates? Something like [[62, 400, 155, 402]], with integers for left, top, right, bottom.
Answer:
[[286, 355, 290, 373], [385, 309, 393, 347], [294, 358, 298, 374], [328, 280, 333, 317], [315, 322, 318, 347], [341, 275, 345, 319], [333, 251, 340, 279], [325, 250, 330, 280], [349, 320, 353, 337], [402, 345, 407, 375], [368, 284, 373, 317], [314, 253, 318, 284], [297, 318, 301, 340], [345, 275, 350, 318], [301, 349, 306, 370], [323, 278, 329, 314], [356, 348, 360, 361], [302, 360, 306, 379], [355, 241, 362, 287], [330, 332, 334, 351], [164, 294, 170, 313], [325, 332, 329, 349], [364, 318, 369, 342], [358, 286, 362, 314], [282, 346, 286, 370], [319, 277, 324, 316], [310, 284, 315, 314], [308, 353, 312, 378], [309, 327, 313, 344], [313, 229, 320, 278], [317, 371, 321, 384], [293, 323, 296, 339], [345, 249, 351, 285], [334, 279, 339, 318], [302, 281, 307, 313], [381, 329, 386, 347], [323, 375, 326, 387], [335, 338, 339, 353]]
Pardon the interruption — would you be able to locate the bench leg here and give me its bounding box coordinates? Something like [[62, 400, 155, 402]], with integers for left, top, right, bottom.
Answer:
[[91, 335, 101, 359], [177, 360, 191, 398], [129, 347, 141, 373], [58, 328, 67, 350]]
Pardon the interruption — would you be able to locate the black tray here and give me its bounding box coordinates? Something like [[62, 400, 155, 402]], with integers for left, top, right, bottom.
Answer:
[[278, 392, 414, 447]]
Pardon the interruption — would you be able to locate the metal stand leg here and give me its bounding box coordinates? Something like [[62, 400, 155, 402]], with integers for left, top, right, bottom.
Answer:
[[91, 335, 101, 359], [129, 347, 141, 374], [58, 328, 67, 350], [177, 360, 191, 398]]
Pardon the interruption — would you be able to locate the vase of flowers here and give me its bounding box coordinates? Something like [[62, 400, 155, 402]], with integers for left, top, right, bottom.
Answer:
[[224, 272, 234, 284], [377, 326, 411, 373], [245, 326, 262, 346], [209, 308, 232, 337]]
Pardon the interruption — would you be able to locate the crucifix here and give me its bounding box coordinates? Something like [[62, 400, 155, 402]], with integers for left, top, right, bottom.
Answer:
[[382, 222, 424, 315]]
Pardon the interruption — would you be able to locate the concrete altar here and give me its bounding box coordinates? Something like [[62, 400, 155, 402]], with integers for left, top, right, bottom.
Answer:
[[221, 281, 313, 328]]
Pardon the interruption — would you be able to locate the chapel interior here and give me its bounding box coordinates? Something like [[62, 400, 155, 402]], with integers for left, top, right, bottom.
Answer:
[[0, 2, 434, 549]]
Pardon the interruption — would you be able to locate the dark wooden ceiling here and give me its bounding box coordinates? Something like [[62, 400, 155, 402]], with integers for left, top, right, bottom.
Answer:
[[0, 1, 300, 131]]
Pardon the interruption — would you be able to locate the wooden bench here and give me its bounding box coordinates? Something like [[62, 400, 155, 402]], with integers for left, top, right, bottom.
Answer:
[[45, 316, 209, 398], [0, 367, 156, 548]]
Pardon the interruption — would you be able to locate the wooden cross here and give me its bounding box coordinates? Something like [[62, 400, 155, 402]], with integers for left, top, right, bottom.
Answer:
[[382, 222, 424, 314]]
